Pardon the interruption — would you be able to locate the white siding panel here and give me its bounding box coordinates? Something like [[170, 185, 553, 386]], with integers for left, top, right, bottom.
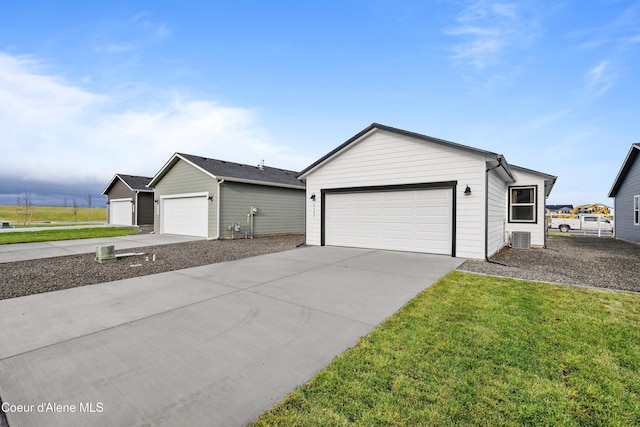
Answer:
[[305, 129, 486, 258], [487, 169, 507, 256]]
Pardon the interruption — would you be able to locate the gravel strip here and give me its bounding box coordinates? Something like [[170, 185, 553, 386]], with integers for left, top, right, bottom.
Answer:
[[0, 235, 304, 300], [459, 235, 640, 292]]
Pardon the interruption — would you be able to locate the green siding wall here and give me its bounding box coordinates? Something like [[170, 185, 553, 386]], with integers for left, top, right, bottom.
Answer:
[[219, 182, 305, 238], [153, 160, 218, 237]]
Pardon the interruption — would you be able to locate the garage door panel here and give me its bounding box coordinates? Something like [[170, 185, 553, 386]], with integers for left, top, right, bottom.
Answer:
[[383, 192, 413, 201], [325, 188, 452, 255], [110, 200, 132, 226], [162, 196, 208, 237]]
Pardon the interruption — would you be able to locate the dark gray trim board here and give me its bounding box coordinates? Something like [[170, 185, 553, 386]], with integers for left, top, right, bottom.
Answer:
[[320, 181, 457, 257]]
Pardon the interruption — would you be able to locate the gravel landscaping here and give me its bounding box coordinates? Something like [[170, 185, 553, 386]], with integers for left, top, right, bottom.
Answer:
[[459, 235, 640, 292], [2, 233, 639, 301], [0, 235, 304, 300]]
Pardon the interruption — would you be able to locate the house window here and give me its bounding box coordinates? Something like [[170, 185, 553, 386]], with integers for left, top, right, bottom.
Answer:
[[509, 186, 537, 223], [635, 195, 639, 226]]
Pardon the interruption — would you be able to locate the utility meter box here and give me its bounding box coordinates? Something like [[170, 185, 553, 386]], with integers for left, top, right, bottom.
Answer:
[[96, 245, 116, 263]]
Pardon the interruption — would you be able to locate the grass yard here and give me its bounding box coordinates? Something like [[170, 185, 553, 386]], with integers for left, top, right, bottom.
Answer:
[[0, 205, 106, 224], [0, 227, 140, 244], [254, 271, 640, 426]]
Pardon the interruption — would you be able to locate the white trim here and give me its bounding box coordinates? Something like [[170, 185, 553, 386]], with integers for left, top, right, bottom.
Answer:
[[160, 192, 209, 200], [298, 128, 378, 179], [134, 192, 139, 226], [102, 174, 153, 195], [110, 198, 133, 203], [149, 153, 215, 188], [215, 179, 225, 239], [509, 186, 537, 223]]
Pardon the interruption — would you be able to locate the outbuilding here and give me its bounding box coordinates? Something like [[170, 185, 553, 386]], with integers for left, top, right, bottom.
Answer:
[[102, 174, 154, 226], [298, 123, 556, 259], [609, 143, 640, 243], [148, 153, 305, 238]]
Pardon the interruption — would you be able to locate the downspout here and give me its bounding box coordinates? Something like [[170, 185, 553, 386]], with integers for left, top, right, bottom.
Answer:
[[486, 157, 508, 266], [214, 179, 225, 239]]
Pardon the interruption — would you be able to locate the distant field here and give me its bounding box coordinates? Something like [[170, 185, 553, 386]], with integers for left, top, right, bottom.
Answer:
[[0, 205, 107, 224]]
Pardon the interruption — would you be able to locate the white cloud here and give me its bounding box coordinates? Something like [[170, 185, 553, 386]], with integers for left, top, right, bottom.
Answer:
[[446, 1, 542, 69], [102, 43, 136, 53], [0, 52, 303, 188], [585, 60, 614, 96], [524, 108, 572, 131]]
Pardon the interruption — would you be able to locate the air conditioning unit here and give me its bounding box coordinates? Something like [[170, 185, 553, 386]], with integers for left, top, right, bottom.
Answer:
[[511, 231, 531, 250]]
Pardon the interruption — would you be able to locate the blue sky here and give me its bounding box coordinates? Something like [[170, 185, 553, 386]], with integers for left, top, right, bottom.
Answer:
[[1, 0, 639, 208]]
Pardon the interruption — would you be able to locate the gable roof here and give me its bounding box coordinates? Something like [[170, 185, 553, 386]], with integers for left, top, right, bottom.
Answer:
[[298, 123, 519, 180], [102, 174, 153, 195], [148, 153, 305, 189], [609, 143, 640, 197], [510, 165, 557, 197]]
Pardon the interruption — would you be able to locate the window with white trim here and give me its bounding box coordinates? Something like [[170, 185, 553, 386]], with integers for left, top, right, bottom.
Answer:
[[634, 195, 639, 226], [509, 186, 537, 223]]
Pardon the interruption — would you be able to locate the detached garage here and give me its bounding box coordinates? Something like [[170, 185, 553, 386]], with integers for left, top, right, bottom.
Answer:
[[102, 174, 154, 226], [148, 153, 305, 239], [298, 123, 556, 259]]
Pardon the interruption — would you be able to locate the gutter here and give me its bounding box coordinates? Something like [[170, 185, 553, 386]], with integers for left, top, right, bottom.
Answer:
[[485, 157, 508, 266]]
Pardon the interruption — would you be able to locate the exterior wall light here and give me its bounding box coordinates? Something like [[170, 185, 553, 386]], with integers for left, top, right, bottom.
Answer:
[[310, 193, 316, 201], [464, 185, 471, 195]]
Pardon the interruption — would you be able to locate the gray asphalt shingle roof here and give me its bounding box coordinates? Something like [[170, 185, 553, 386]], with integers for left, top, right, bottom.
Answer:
[[102, 174, 153, 194], [177, 153, 305, 188], [118, 174, 153, 191]]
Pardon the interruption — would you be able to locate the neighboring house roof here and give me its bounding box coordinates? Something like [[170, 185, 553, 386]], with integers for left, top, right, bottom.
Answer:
[[148, 153, 305, 190], [609, 143, 640, 197], [546, 205, 574, 210], [102, 174, 153, 195], [298, 123, 557, 185]]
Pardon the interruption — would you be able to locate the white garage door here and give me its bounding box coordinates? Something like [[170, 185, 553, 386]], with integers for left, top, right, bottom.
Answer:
[[109, 199, 132, 226], [325, 188, 452, 255], [161, 195, 208, 237]]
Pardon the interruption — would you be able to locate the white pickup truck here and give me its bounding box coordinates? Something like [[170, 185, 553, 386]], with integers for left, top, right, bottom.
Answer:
[[549, 215, 613, 233]]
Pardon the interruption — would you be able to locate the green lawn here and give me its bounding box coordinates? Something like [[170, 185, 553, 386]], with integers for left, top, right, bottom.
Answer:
[[0, 205, 106, 224], [254, 271, 640, 426], [0, 227, 140, 244]]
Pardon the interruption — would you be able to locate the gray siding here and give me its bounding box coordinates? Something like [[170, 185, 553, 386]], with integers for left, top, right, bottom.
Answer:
[[219, 182, 305, 238], [107, 180, 134, 225], [153, 159, 218, 237], [137, 192, 155, 226], [614, 154, 640, 243]]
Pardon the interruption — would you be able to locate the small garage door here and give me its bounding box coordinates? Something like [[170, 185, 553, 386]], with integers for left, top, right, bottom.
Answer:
[[161, 195, 208, 237], [325, 188, 452, 255], [109, 199, 132, 226]]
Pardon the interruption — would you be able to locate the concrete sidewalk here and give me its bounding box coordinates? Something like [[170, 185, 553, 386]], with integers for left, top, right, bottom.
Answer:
[[0, 246, 464, 426], [0, 233, 202, 263]]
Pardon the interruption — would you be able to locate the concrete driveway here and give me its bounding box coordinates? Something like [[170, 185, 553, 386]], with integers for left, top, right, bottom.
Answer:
[[0, 246, 464, 427], [0, 233, 201, 263]]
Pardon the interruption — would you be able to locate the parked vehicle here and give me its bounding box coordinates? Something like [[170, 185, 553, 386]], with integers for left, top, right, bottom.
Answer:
[[549, 214, 613, 233], [554, 203, 613, 220]]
